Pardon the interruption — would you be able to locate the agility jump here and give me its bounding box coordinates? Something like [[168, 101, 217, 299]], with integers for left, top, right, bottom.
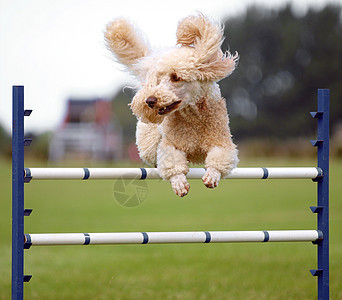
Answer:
[[12, 86, 330, 299]]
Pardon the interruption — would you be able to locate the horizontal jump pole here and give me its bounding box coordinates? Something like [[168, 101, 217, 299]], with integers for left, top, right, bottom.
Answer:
[[24, 167, 322, 181], [24, 230, 322, 247]]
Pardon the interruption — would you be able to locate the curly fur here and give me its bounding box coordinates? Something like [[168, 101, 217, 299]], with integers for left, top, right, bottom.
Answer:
[[105, 14, 239, 197]]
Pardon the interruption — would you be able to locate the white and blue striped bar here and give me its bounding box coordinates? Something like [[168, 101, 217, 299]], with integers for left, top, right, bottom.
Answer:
[[24, 167, 322, 181], [24, 230, 322, 247]]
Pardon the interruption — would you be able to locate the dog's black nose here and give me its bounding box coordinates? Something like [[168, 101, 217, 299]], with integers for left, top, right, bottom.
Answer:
[[146, 96, 158, 108]]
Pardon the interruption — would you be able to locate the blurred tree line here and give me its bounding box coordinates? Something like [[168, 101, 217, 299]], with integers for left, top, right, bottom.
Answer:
[[221, 4, 342, 140]]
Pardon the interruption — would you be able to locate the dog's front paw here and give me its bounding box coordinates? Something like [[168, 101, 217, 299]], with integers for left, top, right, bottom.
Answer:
[[170, 174, 190, 197], [202, 167, 221, 188]]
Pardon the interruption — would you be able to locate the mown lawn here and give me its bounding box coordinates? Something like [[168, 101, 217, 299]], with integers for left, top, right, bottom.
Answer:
[[1, 158, 341, 299]]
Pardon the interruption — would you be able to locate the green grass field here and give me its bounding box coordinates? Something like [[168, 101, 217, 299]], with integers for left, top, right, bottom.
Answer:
[[1, 158, 341, 299]]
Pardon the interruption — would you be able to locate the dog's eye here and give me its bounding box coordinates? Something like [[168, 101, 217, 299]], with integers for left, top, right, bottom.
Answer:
[[170, 73, 182, 82]]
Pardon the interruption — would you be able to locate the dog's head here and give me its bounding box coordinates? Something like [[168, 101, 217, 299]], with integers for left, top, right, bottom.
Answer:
[[105, 14, 238, 123]]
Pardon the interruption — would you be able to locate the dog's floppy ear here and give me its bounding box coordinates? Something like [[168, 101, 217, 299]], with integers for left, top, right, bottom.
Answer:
[[105, 18, 149, 68], [176, 14, 238, 81]]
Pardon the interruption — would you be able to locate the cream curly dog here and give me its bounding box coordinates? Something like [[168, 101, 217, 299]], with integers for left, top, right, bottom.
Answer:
[[105, 14, 239, 197]]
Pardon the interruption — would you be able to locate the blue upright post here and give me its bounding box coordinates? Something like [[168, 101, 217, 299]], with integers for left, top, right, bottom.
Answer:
[[311, 89, 330, 299], [12, 86, 25, 299], [317, 89, 330, 299]]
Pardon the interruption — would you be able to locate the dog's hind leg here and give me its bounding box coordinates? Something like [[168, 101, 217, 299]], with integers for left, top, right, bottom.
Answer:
[[203, 146, 239, 188], [157, 141, 190, 197], [136, 120, 161, 166]]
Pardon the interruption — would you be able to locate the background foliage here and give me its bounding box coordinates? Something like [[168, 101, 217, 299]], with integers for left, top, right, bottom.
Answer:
[[221, 4, 342, 140]]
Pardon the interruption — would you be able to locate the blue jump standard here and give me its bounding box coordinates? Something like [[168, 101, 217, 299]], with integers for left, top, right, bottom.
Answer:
[[311, 89, 330, 300], [12, 86, 32, 300]]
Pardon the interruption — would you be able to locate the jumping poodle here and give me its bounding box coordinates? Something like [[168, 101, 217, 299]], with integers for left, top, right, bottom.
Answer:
[[105, 14, 239, 197]]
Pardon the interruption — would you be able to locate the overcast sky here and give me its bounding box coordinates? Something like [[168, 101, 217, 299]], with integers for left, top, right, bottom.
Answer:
[[0, 0, 340, 134]]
